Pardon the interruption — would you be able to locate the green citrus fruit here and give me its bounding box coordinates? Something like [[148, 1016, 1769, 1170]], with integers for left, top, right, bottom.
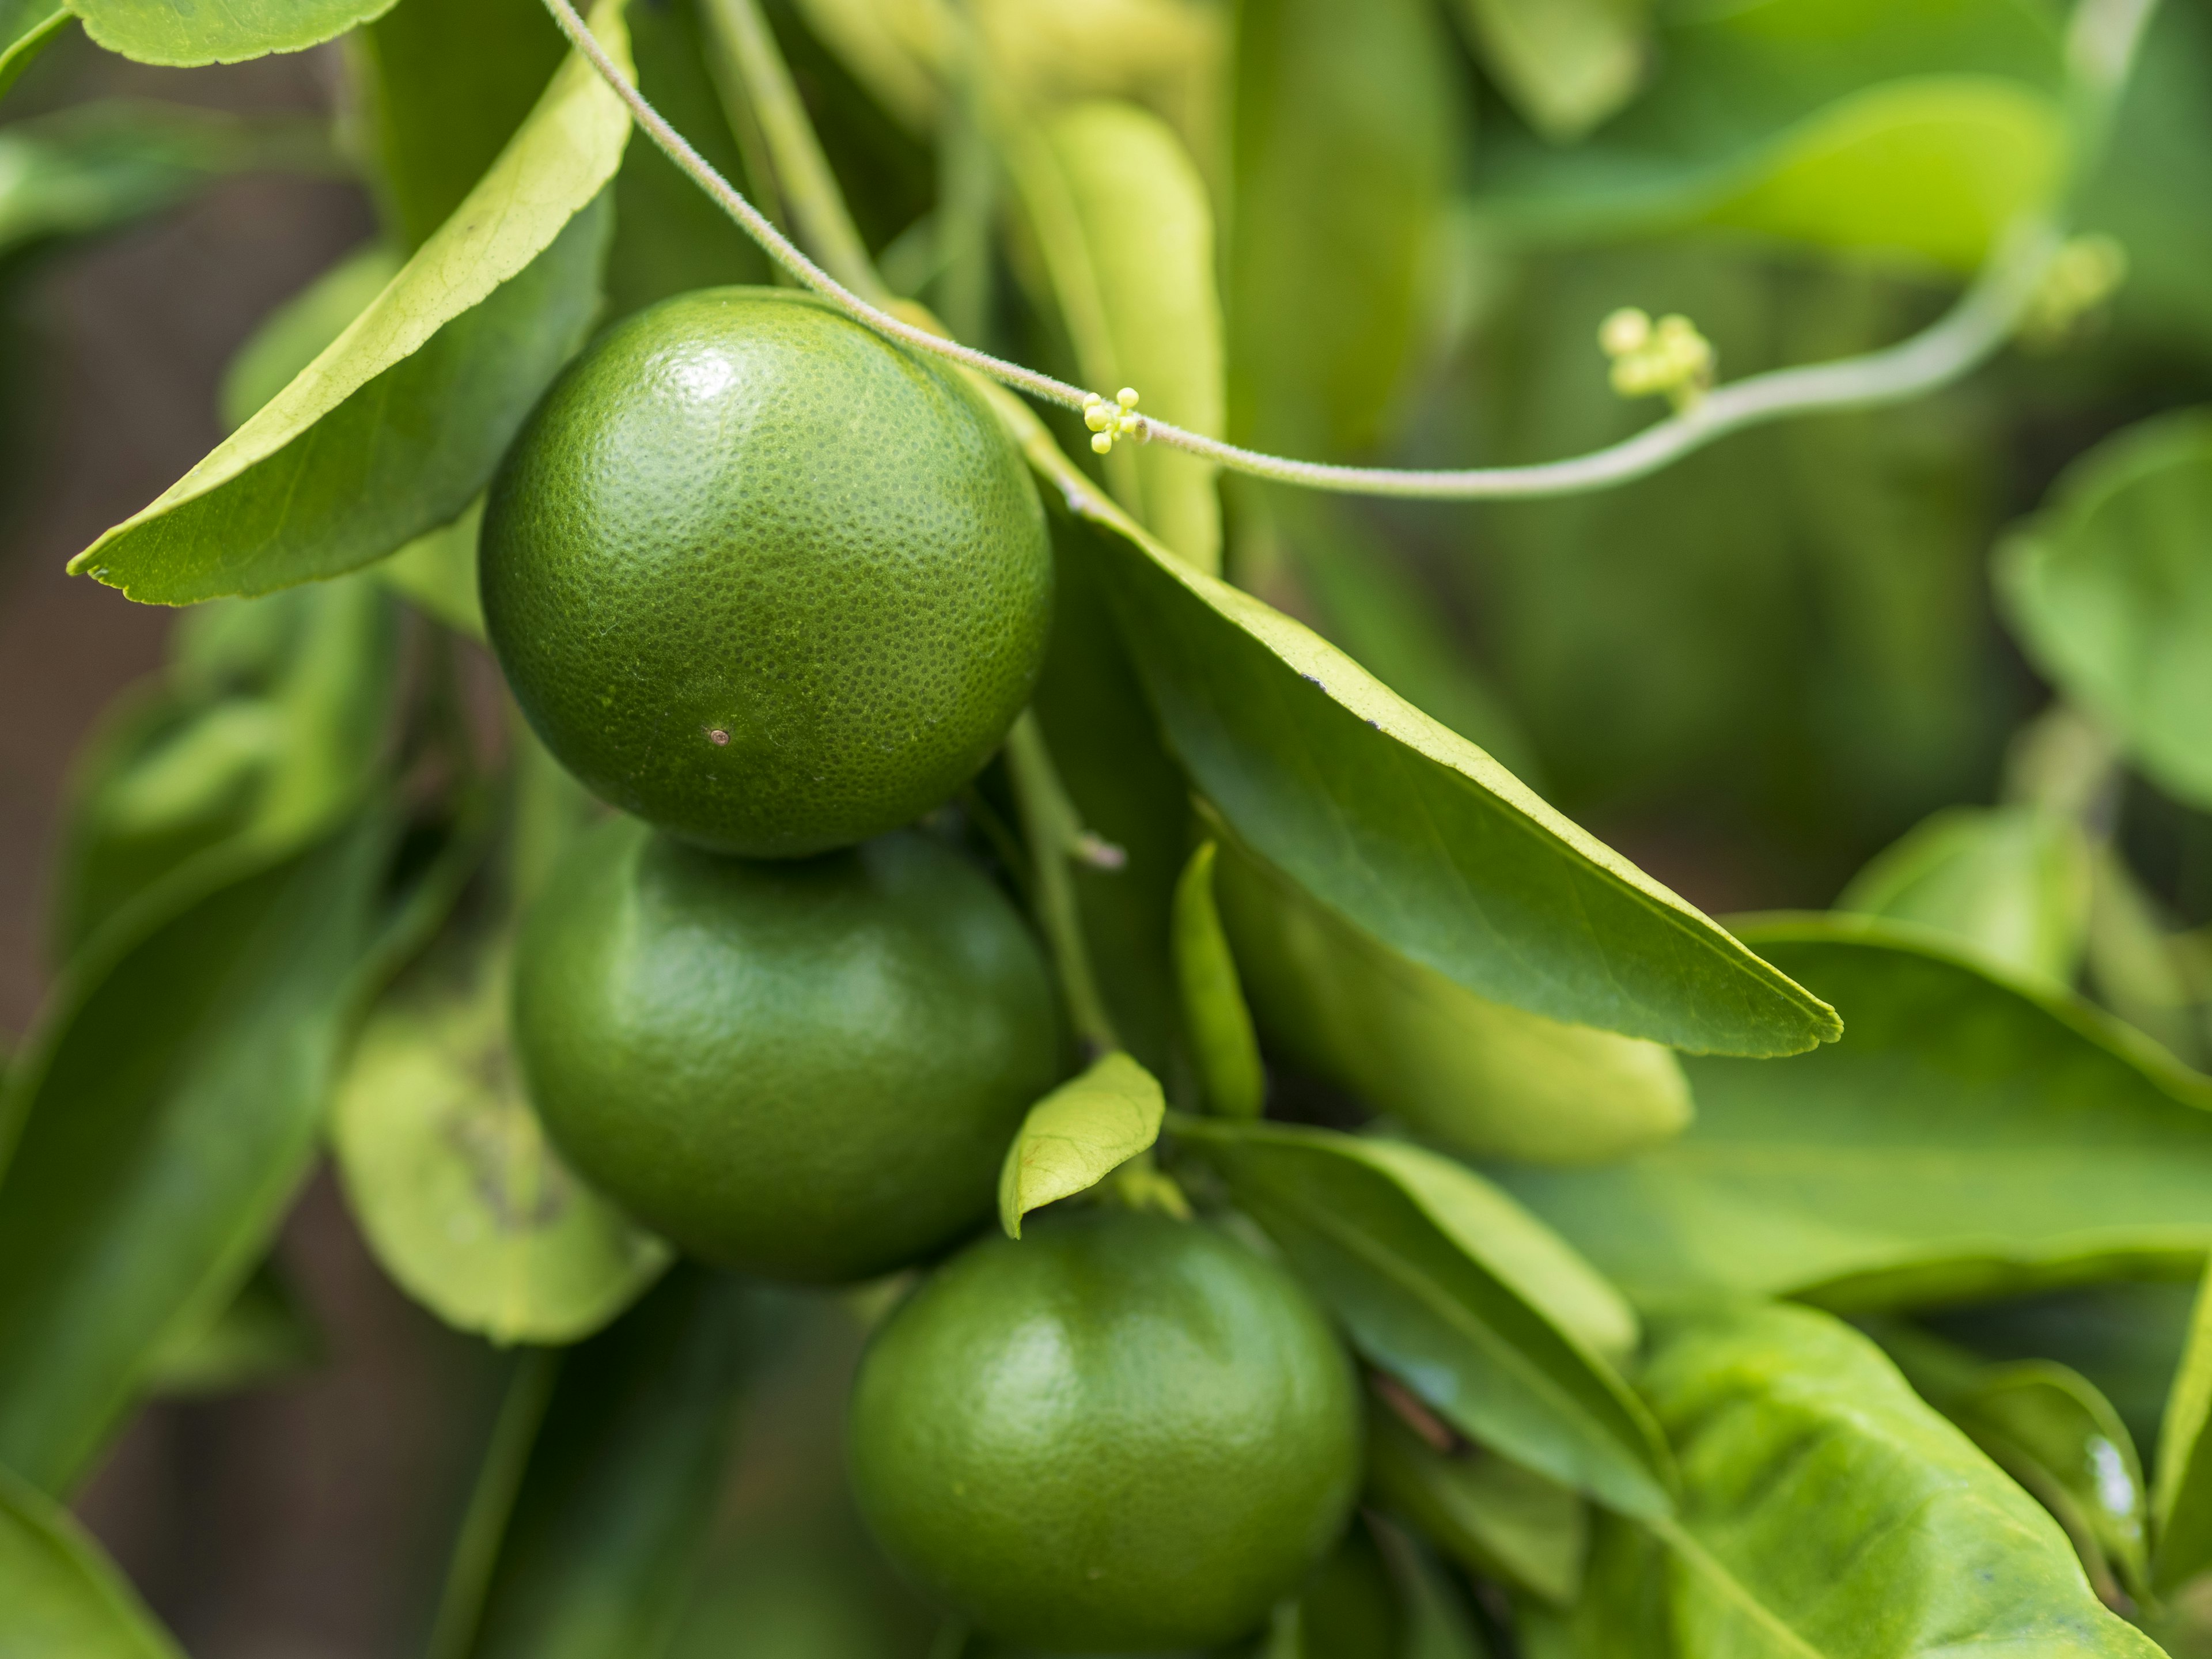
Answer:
[[480, 287, 1052, 858], [847, 1209, 1362, 1652], [511, 815, 1062, 1283]]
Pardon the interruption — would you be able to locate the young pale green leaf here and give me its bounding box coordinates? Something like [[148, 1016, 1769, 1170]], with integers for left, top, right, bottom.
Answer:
[[332, 940, 671, 1347], [0, 820, 389, 1494], [1017, 99, 1223, 571], [358, 0, 570, 252], [997, 1052, 1165, 1239], [434, 1268, 784, 1659], [0, 2, 67, 101], [1500, 914, 2212, 1313], [0, 1460, 181, 1658], [1474, 0, 2067, 269], [69, 0, 632, 604], [1215, 834, 1692, 1164], [979, 392, 1836, 1057], [1230, 0, 1461, 460], [142, 1259, 320, 1398], [1368, 1394, 1588, 1607], [1448, 0, 1647, 142], [1838, 804, 2093, 986], [1997, 408, 2212, 811], [1175, 1115, 1671, 1518], [66, 0, 397, 65], [1172, 842, 1264, 1120], [2153, 1259, 2212, 1593], [1641, 1303, 2158, 1659]]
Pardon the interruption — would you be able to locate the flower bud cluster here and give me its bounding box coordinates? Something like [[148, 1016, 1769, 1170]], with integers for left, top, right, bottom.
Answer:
[[1599, 308, 1715, 411], [2021, 234, 2128, 347], [1084, 387, 1145, 454]]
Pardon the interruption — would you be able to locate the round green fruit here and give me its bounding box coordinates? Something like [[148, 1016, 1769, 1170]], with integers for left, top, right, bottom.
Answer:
[[480, 287, 1052, 858], [847, 1209, 1362, 1653], [511, 815, 1062, 1283]]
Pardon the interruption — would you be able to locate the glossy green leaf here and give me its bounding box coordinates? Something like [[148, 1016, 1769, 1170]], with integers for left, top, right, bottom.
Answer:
[[0, 101, 331, 260], [1639, 1302, 2157, 1659], [435, 1268, 781, 1659], [1514, 1508, 1668, 1659], [0, 2, 67, 102], [1019, 99, 1223, 570], [997, 423, 1836, 1058], [0, 820, 389, 1494], [2154, 1260, 2212, 1594], [0, 1460, 180, 1658], [69, 0, 632, 604], [1171, 842, 1263, 1119], [1473, 0, 2067, 270], [1838, 804, 2092, 986], [1023, 502, 1191, 1079], [333, 940, 671, 1346], [1216, 834, 1692, 1164], [358, 0, 569, 251], [1175, 1115, 1669, 1517], [1499, 914, 2212, 1312], [1997, 408, 2212, 811], [50, 578, 397, 962], [997, 1052, 1164, 1239], [1368, 1393, 1588, 1607], [1449, 0, 1646, 142], [219, 244, 404, 431], [142, 1259, 320, 1397], [1229, 0, 1460, 459], [66, 0, 397, 65]]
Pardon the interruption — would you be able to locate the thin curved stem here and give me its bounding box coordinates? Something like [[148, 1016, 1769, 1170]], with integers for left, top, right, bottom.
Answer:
[[540, 0, 2138, 503]]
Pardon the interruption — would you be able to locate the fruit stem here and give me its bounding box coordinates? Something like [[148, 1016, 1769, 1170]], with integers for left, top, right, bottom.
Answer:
[[537, 0, 2151, 501], [1005, 712, 1120, 1055]]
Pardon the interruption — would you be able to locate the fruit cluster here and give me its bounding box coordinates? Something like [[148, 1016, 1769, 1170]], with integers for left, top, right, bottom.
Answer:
[[480, 286, 1362, 1651]]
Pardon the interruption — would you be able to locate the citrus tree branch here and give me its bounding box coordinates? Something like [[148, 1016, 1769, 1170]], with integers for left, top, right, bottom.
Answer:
[[537, 0, 2146, 502]]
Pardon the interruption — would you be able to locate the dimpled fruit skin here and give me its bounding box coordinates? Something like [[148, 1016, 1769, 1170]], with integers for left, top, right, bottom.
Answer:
[[847, 1210, 1362, 1653], [480, 286, 1052, 857], [511, 815, 1062, 1283]]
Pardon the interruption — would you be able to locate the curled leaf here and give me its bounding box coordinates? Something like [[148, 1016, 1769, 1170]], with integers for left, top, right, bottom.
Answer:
[[997, 1052, 1165, 1238]]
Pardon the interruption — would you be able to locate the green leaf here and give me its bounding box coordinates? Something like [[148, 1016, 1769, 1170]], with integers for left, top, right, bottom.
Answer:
[[0, 819, 390, 1494], [1171, 842, 1264, 1120], [358, 0, 570, 252], [997, 1052, 1164, 1240], [1473, 0, 2067, 270], [1448, 0, 1647, 142], [65, 0, 399, 65], [50, 578, 398, 963], [220, 244, 405, 431], [142, 1259, 320, 1397], [1017, 99, 1224, 571], [0, 1459, 181, 1657], [1639, 1302, 2157, 1659], [1215, 833, 1692, 1164], [2085, 846, 2204, 1069], [1035, 452, 1837, 1057], [1367, 1393, 1588, 1607], [380, 500, 488, 640], [0, 2, 67, 103], [1175, 1116, 1669, 1517], [1837, 804, 2093, 987], [69, 0, 633, 604], [2154, 1260, 2212, 1594], [434, 1268, 782, 1659], [1229, 0, 1461, 459], [334, 938, 671, 1346], [1500, 914, 2212, 1312], [1997, 408, 2212, 811]]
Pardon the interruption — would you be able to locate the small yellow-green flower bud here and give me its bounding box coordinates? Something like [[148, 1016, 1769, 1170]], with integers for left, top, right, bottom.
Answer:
[[1599, 307, 1652, 358]]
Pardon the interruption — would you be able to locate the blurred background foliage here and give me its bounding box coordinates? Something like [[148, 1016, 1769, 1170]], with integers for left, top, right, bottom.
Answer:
[[5, 0, 2212, 1652]]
